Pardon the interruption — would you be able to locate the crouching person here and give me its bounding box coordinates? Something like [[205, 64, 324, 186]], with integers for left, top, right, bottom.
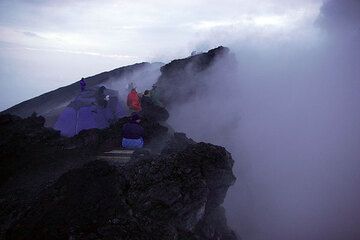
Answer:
[[121, 113, 144, 149]]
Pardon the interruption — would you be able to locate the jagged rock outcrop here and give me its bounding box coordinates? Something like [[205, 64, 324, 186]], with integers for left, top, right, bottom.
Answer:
[[155, 46, 232, 108], [6, 139, 236, 240], [0, 113, 168, 187], [0, 113, 238, 239], [0, 114, 162, 238], [0, 113, 64, 186], [1, 46, 232, 126], [0, 46, 239, 240], [161, 132, 196, 155]]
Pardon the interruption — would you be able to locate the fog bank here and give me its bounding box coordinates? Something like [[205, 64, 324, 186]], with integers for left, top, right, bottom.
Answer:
[[167, 1, 360, 239]]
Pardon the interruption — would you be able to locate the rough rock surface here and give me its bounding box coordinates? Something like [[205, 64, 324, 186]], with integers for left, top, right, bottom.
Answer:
[[0, 113, 167, 187], [0, 113, 65, 185], [155, 46, 231, 108], [6, 141, 236, 240], [0, 113, 238, 240], [0, 46, 239, 239]]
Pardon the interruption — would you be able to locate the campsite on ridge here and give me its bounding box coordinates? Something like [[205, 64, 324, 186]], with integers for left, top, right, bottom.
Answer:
[[1, 1, 360, 239], [0, 47, 239, 240]]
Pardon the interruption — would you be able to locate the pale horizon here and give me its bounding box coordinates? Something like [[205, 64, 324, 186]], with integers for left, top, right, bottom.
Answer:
[[0, 0, 323, 110]]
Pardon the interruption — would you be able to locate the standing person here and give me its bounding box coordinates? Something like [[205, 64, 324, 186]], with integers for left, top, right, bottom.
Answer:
[[140, 90, 155, 121], [96, 86, 108, 108], [102, 94, 110, 109], [150, 84, 163, 107], [80, 78, 86, 92], [121, 113, 144, 149], [141, 89, 169, 122], [141, 90, 152, 110], [127, 83, 142, 112]]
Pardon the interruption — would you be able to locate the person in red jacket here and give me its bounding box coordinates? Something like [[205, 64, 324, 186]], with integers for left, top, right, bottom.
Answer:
[[127, 84, 142, 112]]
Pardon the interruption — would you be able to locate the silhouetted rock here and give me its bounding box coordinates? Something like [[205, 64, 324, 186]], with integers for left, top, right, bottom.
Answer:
[[0, 46, 239, 240], [0, 112, 169, 187], [161, 132, 196, 155], [0, 113, 63, 185], [6, 141, 236, 240], [155, 46, 231, 108]]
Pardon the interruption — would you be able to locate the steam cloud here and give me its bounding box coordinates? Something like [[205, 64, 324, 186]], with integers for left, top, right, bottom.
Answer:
[[167, 1, 360, 239], [100, 63, 162, 100]]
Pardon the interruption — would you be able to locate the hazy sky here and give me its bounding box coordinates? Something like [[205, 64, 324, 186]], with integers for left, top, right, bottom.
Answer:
[[164, 1, 360, 239], [0, 0, 324, 110]]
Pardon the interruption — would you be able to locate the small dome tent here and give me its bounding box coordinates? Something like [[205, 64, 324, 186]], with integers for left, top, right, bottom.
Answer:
[[54, 87, 125, 137]]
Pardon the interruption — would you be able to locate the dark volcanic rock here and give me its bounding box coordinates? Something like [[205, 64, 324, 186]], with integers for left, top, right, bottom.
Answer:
[[0, 113, 98, 238], [1, 46, 239, 240], [155, 46, 232, 108], [6, 141, 237, 240], [161, 132, 196, 155], [0, 113, 64, 185], [0, 112, 168, 187], [193, 206, 237, 240], [6, 161, 128, 240], [0, 113, 171, 238]]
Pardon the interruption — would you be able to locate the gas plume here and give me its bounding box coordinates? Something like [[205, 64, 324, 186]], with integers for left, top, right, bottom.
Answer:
[[167, 1, 360, 239]]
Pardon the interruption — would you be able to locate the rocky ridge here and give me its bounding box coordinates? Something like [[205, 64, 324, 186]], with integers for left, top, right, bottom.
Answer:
[[0, 112, 238, 240], [0, 46, 239, 239]]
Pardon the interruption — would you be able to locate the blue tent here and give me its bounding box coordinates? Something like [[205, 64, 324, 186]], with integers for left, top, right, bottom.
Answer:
[[54, 87, 125, 137]]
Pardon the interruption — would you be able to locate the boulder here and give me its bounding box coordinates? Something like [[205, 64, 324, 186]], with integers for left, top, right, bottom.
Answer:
[[6, 140, 237, 240]]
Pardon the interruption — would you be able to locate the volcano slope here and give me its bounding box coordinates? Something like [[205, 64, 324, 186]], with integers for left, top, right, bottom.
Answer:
[[1, 45, 233, 127], [2, 62, 162, 127], [0, 112, 238, 240], [154, 46, 236, 109], [1, 46, 239, 239]]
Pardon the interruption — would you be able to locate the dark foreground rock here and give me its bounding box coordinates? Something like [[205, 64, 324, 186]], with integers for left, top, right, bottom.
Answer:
[[0, 113, 169, 238], [0, 113, 168, 187], [0, 113, 65, 185], [0, 46, 240, 239], [6, 140, 237, 240]]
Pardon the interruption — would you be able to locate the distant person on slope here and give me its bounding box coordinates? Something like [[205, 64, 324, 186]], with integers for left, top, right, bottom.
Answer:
[[127, 83, 142, 112], [80, 78, 86, 91], [96, 86, 108, 108], [121, 113, 144, 149]]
